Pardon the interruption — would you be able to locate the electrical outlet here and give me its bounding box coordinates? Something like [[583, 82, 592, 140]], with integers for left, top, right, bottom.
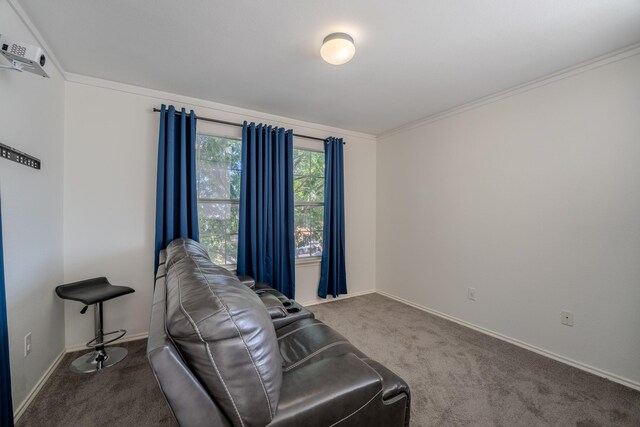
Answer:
[[561, 310, 573, 327], [24, 332, 32, 357], [467, 287, 476, 301]]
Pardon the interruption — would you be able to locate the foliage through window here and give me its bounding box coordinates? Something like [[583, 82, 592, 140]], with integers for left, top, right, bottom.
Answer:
[[196, 135, 325, 264], [293, 149, 324, 259], [196, 135, 241, 265]]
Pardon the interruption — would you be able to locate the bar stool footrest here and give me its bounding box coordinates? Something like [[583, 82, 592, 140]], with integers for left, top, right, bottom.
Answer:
[[86, 329, 127, 348]]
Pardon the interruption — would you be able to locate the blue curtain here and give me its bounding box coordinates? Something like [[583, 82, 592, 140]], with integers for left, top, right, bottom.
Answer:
[[237, 122, 296, 298], [318, 137, 347, 298], [154, 104, 199, 272], [0, 196, 14, 427]]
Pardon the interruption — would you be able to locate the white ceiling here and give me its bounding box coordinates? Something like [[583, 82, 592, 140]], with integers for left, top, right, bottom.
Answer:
[[16, 0, 640, 135]]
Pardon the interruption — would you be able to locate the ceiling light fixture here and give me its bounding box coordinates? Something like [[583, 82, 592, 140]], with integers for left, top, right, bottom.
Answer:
[[320, 32, 355, 65]]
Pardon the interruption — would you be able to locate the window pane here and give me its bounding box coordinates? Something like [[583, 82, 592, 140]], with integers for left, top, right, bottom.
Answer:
[[226, 234, 238, 265], [197, 160, 223, 199], [228, 140, 242, 170], [198, 203, 227, 236], [309, 229, 323, 257], [306, 177, 324, 203], [227, 205, 240, 235], [229, 168, 242, 200], [197, 135, 227, 163], [293, 149, 310, 176], [294, 206, 310, 230], [197, 202, 239, 266], [197, 135, 242, 265], [295, 232, 311, 257], [199, 234, 225, 265], [294, 205, 324, 259], [199, 202, 234, 221], [308, 151, 324, 176], [309, 206, 324, 231], [293, 148, 325, 259], [197, 135, 241, 201], [294, 175, 309, 202]]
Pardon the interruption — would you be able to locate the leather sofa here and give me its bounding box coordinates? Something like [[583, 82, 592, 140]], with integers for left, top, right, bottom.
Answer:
[[147, 238, 410, 427]]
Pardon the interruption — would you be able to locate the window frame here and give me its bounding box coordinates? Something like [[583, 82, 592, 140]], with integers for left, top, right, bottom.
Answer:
[[195, 134, 326, 267]]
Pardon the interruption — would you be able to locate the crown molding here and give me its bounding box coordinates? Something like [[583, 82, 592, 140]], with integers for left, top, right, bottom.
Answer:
[[7, 0, 66, 78], [65, 72, 377, 142], [378, 42, 640, 140]]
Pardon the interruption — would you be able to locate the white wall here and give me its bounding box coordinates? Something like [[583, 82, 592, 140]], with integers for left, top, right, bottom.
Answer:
[[63, 76, 376, 347], [0, 0, 66, 410], [377, 53, 640, 386]]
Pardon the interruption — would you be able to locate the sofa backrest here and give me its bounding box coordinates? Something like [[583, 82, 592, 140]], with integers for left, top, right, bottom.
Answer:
[[164, 238, 283, 427], [147, 251, 233, 427]]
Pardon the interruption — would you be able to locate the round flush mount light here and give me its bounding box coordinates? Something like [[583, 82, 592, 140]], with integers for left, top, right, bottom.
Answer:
[[320, 32, 355, 65]]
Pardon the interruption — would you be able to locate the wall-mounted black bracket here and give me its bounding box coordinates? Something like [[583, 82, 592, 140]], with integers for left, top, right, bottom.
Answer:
[[0, 142, 41, 170]]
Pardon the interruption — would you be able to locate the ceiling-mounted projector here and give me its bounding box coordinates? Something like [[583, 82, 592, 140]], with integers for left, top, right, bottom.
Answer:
[[0, 34, 50, 78]]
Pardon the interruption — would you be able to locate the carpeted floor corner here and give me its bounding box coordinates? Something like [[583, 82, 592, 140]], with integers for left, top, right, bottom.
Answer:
[[17, 339, 177, 427], [309, 293, 640, 427], [16, 293, 640, 426]]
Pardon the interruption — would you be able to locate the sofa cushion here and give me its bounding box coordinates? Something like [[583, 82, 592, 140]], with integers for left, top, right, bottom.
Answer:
[[165, 239, 282, 427]]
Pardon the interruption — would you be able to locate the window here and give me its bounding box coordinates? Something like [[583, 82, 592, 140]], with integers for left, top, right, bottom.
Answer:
[[293, 148, 324, 260], [196, 136, 325, 264], [196, 135, 241, 265]]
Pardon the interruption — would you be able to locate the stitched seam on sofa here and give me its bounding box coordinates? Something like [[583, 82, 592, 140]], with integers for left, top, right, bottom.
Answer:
[[176, 258, 245, 427], [282, 341, 351, 372], [193, 258, 275, 419], [329, 389, 383, 427], [194, 308, 227, 325], [277, 323, 329, 341], [177, 265, 245, 427]]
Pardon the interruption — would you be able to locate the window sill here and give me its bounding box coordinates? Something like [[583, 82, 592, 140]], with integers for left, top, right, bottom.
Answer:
[[295, 257, 322, 267]]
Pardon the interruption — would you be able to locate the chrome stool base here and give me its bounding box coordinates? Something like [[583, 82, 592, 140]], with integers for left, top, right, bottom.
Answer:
[[70, 346, 128, 374]]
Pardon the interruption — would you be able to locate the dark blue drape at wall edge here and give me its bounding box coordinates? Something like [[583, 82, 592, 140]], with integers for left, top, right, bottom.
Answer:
[[237, 122, 296, 299], [154, 104, 199, 272], [0, 196, 15, 427], [318, 137, 347, 299]]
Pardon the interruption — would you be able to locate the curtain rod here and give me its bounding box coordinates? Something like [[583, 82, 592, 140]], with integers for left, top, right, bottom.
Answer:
[[153, 108, 345, 144]]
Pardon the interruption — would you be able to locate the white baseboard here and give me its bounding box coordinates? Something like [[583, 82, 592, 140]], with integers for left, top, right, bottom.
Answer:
[[376, 290, 640, 392], [13, 349, 66, 422], [65, 331, 149, 353], [300, 289, 376, 308]]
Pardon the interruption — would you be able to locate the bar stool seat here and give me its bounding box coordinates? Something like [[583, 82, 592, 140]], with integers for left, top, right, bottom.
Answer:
[[56, 277, 134, 305], [56, 277, 135, 373]]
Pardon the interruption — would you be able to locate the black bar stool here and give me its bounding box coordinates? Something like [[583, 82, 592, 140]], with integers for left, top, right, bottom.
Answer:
[[55, 277, 134, 373]]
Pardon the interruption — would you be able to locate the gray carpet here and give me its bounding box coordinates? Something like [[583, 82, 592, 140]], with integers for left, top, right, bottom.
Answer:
[[17, 294, 640, 426], [17, 339, 177, 427], [310, 294, 640, 427]]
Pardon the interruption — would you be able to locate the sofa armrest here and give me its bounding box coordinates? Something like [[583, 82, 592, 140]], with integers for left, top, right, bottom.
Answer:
[[269, 353, 383, 427], [259, 293, 288, 319], [272, 302, 315, 329]]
